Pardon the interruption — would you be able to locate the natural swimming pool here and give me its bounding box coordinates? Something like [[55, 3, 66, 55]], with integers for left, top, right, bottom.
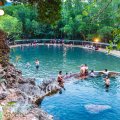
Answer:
[[10, 45, 120, 120]]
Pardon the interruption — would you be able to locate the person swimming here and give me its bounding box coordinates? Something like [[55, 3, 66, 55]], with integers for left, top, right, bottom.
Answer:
[[35, 59, 40, 70]]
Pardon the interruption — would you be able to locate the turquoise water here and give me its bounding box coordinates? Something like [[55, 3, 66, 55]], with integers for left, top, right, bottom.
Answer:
[[10, 45, 120, 120]]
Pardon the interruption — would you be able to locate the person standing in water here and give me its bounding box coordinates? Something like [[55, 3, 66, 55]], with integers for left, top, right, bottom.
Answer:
[[35, 59, 40, 70], [102, 69, 109, 77], [57, 71, 65, 90], [104, 76, 110, 88]]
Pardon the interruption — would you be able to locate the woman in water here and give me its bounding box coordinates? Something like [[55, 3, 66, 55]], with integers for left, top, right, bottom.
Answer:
[[35, 59, 40, 70]]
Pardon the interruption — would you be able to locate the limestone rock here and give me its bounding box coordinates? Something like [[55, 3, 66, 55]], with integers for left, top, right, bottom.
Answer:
[[0, 64, 60, 119]]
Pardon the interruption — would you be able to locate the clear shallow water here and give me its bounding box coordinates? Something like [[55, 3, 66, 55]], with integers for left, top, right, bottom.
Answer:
[[10, 45, 120, 120]]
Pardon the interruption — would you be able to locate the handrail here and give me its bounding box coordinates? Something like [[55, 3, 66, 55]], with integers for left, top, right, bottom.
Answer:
[[10, 39, 110, 47]]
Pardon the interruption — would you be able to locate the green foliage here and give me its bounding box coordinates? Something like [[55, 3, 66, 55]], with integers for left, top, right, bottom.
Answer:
[[82, 10, 88, 16], [0, 111, 3, 120], [37, 0, 61, 24], [0, 14, 22, 39], [11, 0, 62, 24], [7, 101, 16, 107], [1, 0, 120, 43]]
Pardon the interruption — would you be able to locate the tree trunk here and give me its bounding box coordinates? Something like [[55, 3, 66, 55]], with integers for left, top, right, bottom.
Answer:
[[80, 32, 86, 41]]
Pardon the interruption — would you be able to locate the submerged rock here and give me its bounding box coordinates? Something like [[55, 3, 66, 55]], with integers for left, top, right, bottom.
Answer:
[[85, 104, 111, 114]]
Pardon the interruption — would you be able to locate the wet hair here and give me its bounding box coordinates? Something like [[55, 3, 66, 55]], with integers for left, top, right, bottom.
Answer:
[[91, 70, 94, 72], [105, 69, 108, 72], [85, 64, 87, 66], [59, 71, 62, 74]]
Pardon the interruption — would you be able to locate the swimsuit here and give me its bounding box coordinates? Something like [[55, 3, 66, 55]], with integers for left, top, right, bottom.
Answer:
[[36, 65, 39, 69], [106, 84, 109, 88], [57, 75, 63, 83]]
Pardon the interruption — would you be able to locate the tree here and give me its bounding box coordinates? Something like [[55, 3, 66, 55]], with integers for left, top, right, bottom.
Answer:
[[11, 0, 62, 24], [0, 15, 22, 39]]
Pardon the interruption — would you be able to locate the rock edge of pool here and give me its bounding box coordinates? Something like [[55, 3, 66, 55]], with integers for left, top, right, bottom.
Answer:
[[0, 63, 61, 120]]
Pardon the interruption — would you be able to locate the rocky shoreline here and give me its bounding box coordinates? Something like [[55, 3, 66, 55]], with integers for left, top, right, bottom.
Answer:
[[0, 63, 61, 120]]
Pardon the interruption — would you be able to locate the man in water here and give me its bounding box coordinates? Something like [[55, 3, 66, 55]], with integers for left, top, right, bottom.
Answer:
[[57, 71, 65, 90], [35, 59, 40, 70], [102, 69, 109, 77]]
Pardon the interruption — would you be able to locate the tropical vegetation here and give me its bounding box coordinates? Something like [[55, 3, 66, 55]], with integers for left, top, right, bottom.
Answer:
[[0, 0, 120, 48]]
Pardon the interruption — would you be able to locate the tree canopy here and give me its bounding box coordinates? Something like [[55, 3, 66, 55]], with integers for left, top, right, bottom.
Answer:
[[0, 0, 120, 49]]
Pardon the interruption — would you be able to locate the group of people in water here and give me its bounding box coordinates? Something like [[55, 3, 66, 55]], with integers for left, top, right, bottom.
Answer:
[[79, 64, 110, 88], [57, 64, 110, 92], [26, 60, 110, 92], [83, 44, 99, 51]]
